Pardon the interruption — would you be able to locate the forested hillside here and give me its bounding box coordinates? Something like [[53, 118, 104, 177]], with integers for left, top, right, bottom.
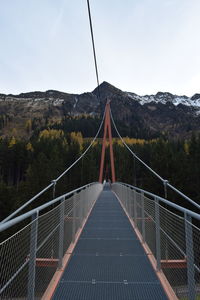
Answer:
[[1, 125, 200, 222]]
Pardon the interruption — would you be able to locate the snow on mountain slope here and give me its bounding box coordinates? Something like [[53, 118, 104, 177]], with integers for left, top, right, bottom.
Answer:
[[126, 92, 200, 109]]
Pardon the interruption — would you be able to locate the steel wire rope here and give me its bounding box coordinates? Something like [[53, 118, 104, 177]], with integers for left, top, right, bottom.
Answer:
[[87, 0, 100, 99], [110, 109, 200, 210], [110, 109, 164, 181], [54, 112, 105, 182], [1, 111, 105, 224]]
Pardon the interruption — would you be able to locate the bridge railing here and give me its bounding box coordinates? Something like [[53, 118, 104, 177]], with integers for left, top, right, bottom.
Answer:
[[0, 182, 102, 300], [112, 182, 200, 300]]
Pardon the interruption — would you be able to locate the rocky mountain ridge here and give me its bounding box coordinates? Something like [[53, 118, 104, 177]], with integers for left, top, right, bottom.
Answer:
[[0, 81, 200, 138]]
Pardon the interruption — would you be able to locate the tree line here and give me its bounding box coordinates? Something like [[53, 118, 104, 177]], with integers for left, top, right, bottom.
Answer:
[[0, 128, 200, 223]]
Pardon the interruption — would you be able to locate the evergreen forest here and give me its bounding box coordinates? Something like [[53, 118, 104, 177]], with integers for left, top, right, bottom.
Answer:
[[1, 120, 200, 226]]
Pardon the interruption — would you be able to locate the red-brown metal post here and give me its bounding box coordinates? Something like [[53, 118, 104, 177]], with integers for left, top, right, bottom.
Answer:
[[99, 101, 116, 183]]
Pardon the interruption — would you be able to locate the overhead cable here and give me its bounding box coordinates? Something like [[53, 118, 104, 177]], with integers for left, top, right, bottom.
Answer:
[[86, 0, 100, 98], [110, 109, 164, 181], [110, 108, 200, 210], [55, 110, 105, 182]]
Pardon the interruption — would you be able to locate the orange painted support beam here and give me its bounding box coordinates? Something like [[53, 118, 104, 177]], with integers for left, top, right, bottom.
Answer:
[[161, 259, 187, 269], [99, 101, 116, 183], [35, 258, 59, 268]]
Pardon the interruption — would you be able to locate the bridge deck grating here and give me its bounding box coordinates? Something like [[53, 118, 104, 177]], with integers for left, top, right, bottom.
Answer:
[[52, 185, 168, 299], [53, 282, 167, 300]]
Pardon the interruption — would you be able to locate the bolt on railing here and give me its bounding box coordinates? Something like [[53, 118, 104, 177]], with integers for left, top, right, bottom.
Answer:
[[0, 182, 102, 300], [112, 182, 200, 300]]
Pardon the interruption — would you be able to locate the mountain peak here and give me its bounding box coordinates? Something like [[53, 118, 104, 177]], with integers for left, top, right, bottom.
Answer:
[[92, 81, 123, 99], [156, 92, 173, 98], [191, 93, 200, 101]]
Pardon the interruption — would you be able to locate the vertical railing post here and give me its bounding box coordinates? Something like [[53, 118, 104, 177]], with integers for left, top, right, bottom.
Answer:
[[27, 211, 39, 300], [141, 191, 145, 242], [80, 190, 84, 225], [128, 188, 132, 218], [185, 213, 195, 300], [87, 187, 90, 213], [124, 186, 126, 209], [85, 188, 88, 216], [131, 189, 134, 218], [82, 189, 86, 220], [120, 184, 122, 202], [125, 186, 128, 211], [72, 193, 77, 243], [155, 197, 161, 270], [134, 190, 137, 228], [77, 192, 81, 228], [128, 188, 132, 217], [122, 185, 124, 206], [87, 187, 90, 211], [85, 187, 88, 216], [58, 197, 65, 269], [81, 189, 84, 220], [124, 186, 127, 211]]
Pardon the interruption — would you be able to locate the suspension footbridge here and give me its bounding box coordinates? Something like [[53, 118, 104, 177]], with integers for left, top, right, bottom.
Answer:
[[0, 2, 200, 298], [0, 103, 200, 300]]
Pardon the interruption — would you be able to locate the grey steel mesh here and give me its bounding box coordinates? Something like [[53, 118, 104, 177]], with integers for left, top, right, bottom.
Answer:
[[112, 183, 200, 300], [0, 183, 102, 299]]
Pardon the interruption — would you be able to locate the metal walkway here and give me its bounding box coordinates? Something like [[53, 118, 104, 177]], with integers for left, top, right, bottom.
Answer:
[[52, 184, 168, 299]]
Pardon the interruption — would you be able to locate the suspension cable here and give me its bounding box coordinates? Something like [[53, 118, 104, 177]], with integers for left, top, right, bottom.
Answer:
[[1, 111, 105, 224], [86, 0, 100, 99], [55, 111, 105, 182], [110, 109, 164, 181], [110, 108, 200, 210]]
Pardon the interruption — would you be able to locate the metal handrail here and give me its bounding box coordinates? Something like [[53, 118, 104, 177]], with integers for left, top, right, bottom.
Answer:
[[0, 182, 99, 232], [0, 182, 103, 298], [114, 182, 200, 221], [112, 182, 199, 299]]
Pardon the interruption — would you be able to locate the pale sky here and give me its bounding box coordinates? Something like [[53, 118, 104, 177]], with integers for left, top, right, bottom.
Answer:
[[0, 0, 200, 96]]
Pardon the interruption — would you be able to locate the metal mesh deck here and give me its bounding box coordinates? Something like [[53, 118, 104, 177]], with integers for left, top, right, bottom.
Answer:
[[52, 184, 168, 299]]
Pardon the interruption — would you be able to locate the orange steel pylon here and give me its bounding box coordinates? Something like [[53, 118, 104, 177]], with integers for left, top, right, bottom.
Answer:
[[99, 101, 116, 183]]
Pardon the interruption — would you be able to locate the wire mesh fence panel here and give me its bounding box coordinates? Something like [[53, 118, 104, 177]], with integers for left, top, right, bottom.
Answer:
[[112, 183, 200, 300], [193, 224, 200, 299], [143, 196, 156, 257], [128, 190, 134, 218], [34, 204, 62, 298], [160, 228, 188, 297], [136, 192, 142, 234], [126, 188, 131, 217], [144, 195, 155, 222], [160, 205, 186, 255], [0, 183, 102, 299], [35, 229, 59, 298], [72, 193, 80, 240], [0, 222, 32, 299], [185, 219, 200, 300], [37, 205, 61, 259], [63, 195, 74, 255], [194, 268, 200, 300], [191, 221, 200, 275], [63, 217, 73, 255]]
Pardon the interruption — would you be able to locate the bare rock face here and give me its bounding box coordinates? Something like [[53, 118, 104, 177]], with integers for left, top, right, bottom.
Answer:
[[0, 82, 200, 139]]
